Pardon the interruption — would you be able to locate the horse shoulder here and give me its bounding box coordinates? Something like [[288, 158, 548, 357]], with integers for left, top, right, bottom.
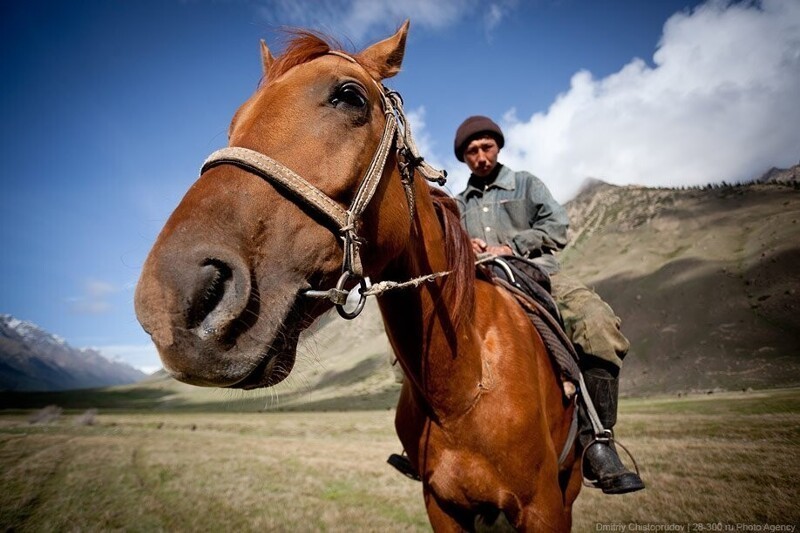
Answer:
[[472, 280, 568, 428], [422, 281, 563, 481], [471, 280, 549, 406]]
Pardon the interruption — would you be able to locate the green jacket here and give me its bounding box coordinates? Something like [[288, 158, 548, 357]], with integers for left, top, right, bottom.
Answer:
[[457, 164, 569, 274]]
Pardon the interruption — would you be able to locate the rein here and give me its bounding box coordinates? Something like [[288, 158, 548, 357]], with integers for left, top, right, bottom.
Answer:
[[200, 51, 447, 319]]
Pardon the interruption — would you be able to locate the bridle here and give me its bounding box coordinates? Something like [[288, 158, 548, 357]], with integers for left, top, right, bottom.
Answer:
[[200, 51, 447, 319]]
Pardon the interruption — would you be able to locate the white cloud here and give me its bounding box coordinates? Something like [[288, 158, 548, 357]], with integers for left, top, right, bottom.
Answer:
[[405, 106, 448, 175], [498, 0, 800, 202], [86, 280, 115, 297], [485, 4, 504, 32], [256, 0, 512, 42], [69, 279, 117, 314], [484, 0, 517, 34], [94, 343, 162, 374]]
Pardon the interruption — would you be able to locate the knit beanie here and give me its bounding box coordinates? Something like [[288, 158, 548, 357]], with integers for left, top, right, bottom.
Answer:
[[453, 116, 505, 162]]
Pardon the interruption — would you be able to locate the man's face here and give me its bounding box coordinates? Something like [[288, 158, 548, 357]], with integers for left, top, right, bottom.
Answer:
[[463, 136, 499, 178]]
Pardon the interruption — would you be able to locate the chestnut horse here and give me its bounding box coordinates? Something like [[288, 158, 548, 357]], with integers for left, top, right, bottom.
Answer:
[[135, 22, 581, 531]]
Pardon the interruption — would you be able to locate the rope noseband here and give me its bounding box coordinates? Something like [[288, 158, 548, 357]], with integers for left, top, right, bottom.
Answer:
[[200, 51, 447, 319]]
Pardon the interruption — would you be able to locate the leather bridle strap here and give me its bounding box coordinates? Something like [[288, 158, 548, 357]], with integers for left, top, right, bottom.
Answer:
[[201, 100, 396, 280], [341, 105, 397, 275], [201, 147, 348, 230]]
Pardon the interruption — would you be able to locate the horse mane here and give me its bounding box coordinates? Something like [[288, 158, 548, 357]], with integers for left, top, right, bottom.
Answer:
[[429, 187, 476, 329], [266, 30, 342, 84]]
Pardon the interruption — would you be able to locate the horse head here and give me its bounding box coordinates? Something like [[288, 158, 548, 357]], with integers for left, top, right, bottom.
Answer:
[[135, 22, 419, 389]]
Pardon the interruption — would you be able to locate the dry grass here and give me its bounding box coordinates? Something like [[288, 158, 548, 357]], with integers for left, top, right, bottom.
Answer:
[[573, 390, 800, 530], [0, 410, 426, 532], [1, 389, 798, 532]]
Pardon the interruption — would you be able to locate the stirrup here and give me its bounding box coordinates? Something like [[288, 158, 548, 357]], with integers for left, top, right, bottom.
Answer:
[[580, 430, 642, 491], [387, 452, 421, 482]]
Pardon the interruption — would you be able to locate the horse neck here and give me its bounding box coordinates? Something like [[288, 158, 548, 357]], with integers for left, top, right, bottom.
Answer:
[[376, 187, 483, 420]]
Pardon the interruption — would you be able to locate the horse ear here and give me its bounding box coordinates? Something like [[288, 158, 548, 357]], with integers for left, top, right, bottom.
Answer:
[[260, 39, 275, 78], [359, 20, 409, 80]]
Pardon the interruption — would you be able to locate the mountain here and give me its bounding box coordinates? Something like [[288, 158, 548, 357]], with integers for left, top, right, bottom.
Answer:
[[561, 180, 800, 394], [0, 315, 147, 392], [755, 162, 800, 184]]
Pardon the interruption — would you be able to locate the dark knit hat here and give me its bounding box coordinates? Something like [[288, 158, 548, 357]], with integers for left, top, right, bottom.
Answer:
[[453, 116, 505, 162]]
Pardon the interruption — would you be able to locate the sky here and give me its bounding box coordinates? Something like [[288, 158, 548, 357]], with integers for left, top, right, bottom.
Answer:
[[1, 0, 798, 374]]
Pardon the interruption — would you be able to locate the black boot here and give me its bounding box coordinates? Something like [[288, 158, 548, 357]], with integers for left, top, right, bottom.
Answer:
[[579, 365, 645, 494], [387, 452, 421, 481]]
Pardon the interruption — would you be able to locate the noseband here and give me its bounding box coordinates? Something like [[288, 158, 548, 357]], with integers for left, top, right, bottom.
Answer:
[[200, 51, 447, 319]]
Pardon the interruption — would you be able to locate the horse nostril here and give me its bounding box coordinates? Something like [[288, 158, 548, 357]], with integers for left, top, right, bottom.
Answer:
[[187, 259, 233, 331]]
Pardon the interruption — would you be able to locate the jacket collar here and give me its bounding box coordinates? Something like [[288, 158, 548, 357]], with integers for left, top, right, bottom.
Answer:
[[463, 164, 515, 199]]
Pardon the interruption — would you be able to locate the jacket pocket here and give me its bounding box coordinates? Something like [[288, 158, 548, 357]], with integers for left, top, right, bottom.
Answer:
[[500, 198, 528, 228]]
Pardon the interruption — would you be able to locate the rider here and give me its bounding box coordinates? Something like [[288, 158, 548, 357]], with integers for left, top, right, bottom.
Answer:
[[453, 115, 645, 495]]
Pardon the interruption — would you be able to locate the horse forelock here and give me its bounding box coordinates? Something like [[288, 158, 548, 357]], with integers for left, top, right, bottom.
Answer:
[[429, 188, 476, 329], [263, 30, 346, 86]]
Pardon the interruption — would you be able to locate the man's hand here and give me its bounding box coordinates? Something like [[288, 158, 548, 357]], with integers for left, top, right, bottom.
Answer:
[[471, 238, 487, 254], [471, 238, 513, 256]]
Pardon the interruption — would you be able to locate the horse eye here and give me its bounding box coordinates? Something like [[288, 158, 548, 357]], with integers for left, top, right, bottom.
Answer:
[[331, 83, 367, 108]]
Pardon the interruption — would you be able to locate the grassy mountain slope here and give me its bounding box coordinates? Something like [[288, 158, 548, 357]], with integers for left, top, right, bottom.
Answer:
[[266, 299, 399, 410], [561, 181, 800, 394]]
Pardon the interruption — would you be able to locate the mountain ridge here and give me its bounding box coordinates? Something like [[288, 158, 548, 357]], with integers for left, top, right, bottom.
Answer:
[[756, 162, 799, 184], [560, 179, 799, 394], [0, 314, 146, 392]]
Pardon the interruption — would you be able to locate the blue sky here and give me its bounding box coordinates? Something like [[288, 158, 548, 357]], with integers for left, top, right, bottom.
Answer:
[[2, 0, 798, 373]]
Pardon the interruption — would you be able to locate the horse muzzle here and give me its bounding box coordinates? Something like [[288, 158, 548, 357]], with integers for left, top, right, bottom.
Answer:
[[135, 243, 299, 387]]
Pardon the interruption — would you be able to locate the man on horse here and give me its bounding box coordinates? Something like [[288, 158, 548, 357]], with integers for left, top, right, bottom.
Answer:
[[453, 115, 645, 495]]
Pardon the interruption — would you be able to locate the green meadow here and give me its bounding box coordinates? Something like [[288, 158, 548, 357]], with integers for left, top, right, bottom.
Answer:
[[1, 388, 798, 532]]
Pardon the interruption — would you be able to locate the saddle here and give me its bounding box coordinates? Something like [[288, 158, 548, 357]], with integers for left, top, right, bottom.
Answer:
[[478, 255, 581, 389]]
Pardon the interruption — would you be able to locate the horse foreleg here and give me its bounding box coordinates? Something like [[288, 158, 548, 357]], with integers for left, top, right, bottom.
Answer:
[[517, 495, 571, 533], [559, 459, 583, 531], [423, 487, 471, 532]]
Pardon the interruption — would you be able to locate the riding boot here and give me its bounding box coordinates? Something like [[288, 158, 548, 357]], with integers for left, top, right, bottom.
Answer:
[[387, 452, 421, 482], [578, 364, 645, 494]]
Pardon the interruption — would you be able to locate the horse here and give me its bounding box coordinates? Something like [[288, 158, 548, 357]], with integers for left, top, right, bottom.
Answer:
[[134, 21, 582, 531]]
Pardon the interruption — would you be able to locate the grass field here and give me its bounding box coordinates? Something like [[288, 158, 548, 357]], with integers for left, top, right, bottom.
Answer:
[[1, 388, 798, 532]]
